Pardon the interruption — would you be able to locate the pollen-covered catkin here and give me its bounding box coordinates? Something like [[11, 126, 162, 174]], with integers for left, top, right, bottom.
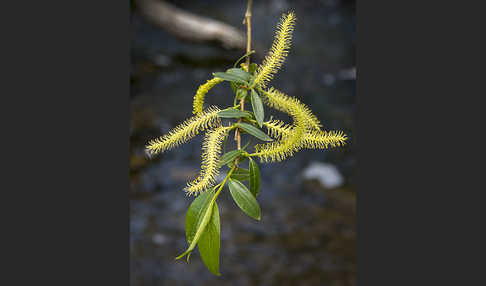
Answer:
[[185, 125, 230, 195], [263, 120, 293, 140], [193, 78, 224, 115], [264, 121, 347, 149], [145, 106, 221, 156], [253, 90, 309, 162], [261, 87, 322, 131], [301, 130, 347, 149], [253, 12, 296, 88]]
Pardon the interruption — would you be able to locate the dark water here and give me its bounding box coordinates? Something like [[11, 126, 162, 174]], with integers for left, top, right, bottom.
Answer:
[[130, 0, 356, 285]]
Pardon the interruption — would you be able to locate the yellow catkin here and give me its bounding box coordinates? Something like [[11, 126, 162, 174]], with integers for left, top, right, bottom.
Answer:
[[145, 106, 221, 156], [192, 78, 224, 115], [263, 121, 347, 149], [301, 130, 347, 149], [261, 87, 322, 131], [253, 12, 296, 88], [185, 126, 230, 196], [253, 91, 309, 162], [263, 120, 293, 140]]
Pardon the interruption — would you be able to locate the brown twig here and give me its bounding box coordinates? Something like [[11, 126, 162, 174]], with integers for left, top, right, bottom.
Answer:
[[234, 0, 253, 166]]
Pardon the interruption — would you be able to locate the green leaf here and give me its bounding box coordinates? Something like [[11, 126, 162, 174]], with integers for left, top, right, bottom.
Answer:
[[249, 158, 261, 197], [241, 138, 253, 151], [226, 68, 251, 82], [250, 89, 264, 128], [235, 123, 273, 142], [176, 190, 215, 261], [249, 77, 255, 87], [233, 50, 256, 68], [222, 132, 228, 153], [213, 68, 250, 85], [217, 108, 253, 119], [213, 72, 248, 84], [219, 150, 242, 167], [198, 202, 221, 276], [230, 82, 238, 94], [248, 63, 258, 74], [236, 87, 248, 100], [227, 156, 247, 168], [231, 168, 250, 181], [228, 178, 261, 220]]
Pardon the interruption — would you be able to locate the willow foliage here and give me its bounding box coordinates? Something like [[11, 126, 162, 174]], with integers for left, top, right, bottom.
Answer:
[[144, 10, 349, 276]]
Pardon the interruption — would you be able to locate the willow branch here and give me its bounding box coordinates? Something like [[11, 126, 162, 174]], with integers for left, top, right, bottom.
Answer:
[[234, 0, 253, 162]]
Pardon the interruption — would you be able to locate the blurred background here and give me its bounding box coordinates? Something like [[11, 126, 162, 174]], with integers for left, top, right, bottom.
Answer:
[[130, 0, 356, 285]]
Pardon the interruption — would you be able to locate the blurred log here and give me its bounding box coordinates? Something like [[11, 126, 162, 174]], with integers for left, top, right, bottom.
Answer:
[[136, 0, 246, 50]]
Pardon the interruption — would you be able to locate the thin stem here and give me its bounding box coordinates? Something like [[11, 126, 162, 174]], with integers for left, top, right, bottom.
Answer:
[[234, 0, 253, 165], [212, 166, 236, 202], [233, 50, 255, 68], [243, 0, 253, 70]]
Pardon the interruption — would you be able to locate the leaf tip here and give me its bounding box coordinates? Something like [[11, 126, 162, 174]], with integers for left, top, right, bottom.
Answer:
[[175, 250, 190, 261]]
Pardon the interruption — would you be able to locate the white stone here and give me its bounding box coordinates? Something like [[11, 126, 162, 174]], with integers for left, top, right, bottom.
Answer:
[[302, 162, 344, 189], [152, 233, 168, 245]]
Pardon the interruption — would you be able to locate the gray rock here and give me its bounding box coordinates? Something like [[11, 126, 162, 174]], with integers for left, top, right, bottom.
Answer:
[[302, 162, 344, 189], [152, 233, 169, 245]]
